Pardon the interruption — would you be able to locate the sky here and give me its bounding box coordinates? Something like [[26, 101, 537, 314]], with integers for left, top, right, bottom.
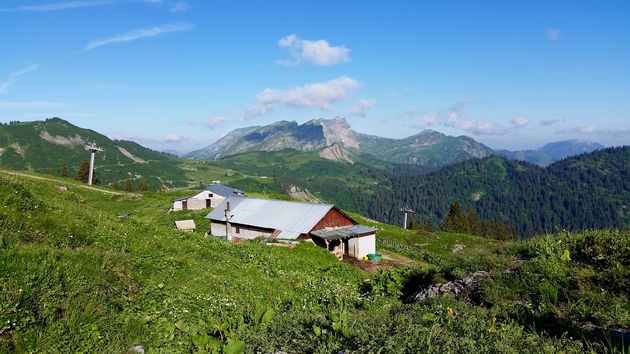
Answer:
[[1, 0, 629, 152]]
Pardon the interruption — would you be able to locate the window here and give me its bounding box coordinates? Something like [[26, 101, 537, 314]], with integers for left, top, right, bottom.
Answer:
[[235, 226, 240, 234]]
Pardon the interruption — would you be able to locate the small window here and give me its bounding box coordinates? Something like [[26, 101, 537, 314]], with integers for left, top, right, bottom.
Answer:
[[235, 226, 240, 234]]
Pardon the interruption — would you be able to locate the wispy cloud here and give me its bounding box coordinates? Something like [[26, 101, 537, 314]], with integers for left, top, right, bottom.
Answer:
[[540, 118, 561, 126], [242, 104, 273, 121], [84, 22, 193, 51], [546, 28, 561, 42], [410, 114, 438, 129], [345, 99, 374, 118], [0, 0, 114, 12], [445, 104, 506, 135], [144, 0, 189, 12], [0, 64, 40, 94], [511, 116, 529, 128], [556, 126, 630, 137], [407, 102, 508, 136], [165, 132, 183, 142], [277, 34, 350, 66], [205, 115, 225, 129], [0, 100, 70, 110]]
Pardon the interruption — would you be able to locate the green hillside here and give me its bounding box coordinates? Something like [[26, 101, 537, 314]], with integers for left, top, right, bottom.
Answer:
[[0, 118, 187, 189], [1, 169, 628, 352]]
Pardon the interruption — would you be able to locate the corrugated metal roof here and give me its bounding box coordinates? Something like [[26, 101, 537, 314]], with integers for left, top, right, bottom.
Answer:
[[206, 197, 334, 239], [206, 184, 243, 197], [311, 225, 377, 240]]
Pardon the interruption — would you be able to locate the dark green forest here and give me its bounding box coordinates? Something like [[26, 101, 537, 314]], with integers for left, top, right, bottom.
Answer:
[[266, 147, 630, 237]]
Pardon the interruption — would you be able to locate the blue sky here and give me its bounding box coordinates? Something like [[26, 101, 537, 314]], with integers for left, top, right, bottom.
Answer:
[[1, 0, 629, 152]]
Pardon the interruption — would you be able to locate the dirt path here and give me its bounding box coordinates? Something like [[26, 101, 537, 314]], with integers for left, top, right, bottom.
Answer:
[[1, 169, 140, 197]]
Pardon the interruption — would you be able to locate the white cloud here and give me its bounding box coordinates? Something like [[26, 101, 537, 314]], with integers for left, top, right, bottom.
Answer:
[[443, 103, 506, 135], [170, 1, 188, 12], [546, 28, 560, 42], [540, 118, 561, 126], [257, 76, 359, 110], [277, 34, 350, 66], [411, 114, 439, 129], [205, 115, 225, 128], [165, 133, 183, 142], [345, 99, 374, 117], [242, 104, 273, 121], [84, 22, 193, 51], [243, 76, 359, 120], [0, 64, 40, 93], [511, 116, 529, 127]]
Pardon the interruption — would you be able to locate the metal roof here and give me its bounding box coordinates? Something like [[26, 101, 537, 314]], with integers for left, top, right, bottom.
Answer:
[[206, 196, 334, 239], [311, 225, 377, 240], [206, 184, 243, 197]]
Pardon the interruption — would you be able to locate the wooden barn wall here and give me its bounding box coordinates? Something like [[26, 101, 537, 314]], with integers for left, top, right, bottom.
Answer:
[[311, 208, 354, 231]]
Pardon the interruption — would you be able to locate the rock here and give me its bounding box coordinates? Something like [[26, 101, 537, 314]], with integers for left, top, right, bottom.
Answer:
[[451, 244, 465, 253], [411, 271, 490, 302], [130, 345, 145, 353]]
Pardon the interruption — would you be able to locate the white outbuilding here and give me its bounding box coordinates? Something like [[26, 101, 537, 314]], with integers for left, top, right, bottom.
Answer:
[[172, 184, 243, 211]]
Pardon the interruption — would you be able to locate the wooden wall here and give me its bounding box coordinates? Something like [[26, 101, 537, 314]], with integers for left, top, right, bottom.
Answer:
[[310, 208, 354, 231]]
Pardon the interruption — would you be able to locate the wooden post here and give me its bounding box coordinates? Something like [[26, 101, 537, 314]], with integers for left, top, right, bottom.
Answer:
[[225, 201, 232, 242]]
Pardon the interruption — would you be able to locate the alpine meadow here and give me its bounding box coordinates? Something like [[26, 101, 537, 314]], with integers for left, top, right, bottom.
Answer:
[[1, 1, 629, 353]]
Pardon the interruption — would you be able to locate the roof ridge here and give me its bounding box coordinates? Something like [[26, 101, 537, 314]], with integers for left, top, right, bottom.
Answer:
[[224, 195, 334, 207]]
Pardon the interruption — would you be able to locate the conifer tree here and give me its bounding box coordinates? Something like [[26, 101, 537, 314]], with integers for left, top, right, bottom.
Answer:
[[60, 161, 68, 177], [75, 160, 90, 183], [111, 180, 119, 190], [442, 201, 465, 232], [138, 179, 149, 191], [124, 178, 134, 192]]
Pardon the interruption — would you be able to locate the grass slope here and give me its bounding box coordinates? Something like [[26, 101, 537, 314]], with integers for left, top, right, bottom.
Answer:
[[1, 170, 627, 352]]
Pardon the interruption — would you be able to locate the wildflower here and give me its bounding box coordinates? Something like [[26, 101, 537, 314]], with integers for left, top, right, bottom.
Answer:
[[447, 307, 454, 317], [491, 316, 496, 323]]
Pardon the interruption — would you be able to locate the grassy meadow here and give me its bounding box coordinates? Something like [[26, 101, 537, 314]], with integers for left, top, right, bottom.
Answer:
[[1, 170, 628, 353]]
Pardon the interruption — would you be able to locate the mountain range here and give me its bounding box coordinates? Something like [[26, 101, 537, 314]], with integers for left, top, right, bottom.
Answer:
[[186, 117, 604, 167], [186, 117, 494, 168]]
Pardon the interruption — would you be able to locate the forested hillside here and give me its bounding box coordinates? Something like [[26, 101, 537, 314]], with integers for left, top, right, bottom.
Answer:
[[0, 118, 187, 189], [270, 147, 630, 237]]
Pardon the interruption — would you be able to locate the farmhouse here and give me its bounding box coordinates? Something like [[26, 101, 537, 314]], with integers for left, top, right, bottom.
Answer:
[[172, 183, 243, 211], [205, 196, 377, 259]]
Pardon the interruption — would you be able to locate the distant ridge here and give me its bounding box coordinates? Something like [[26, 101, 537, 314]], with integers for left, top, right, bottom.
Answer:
[[186, 117, 494, 168], [495, 139, 605, 166]]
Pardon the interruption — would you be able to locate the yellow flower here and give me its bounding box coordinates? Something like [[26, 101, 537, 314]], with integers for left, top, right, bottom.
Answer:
[[491, 316, 496, 323], [447, 307, 454, 316]]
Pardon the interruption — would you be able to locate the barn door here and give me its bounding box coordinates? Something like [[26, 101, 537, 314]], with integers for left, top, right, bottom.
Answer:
[[182, 200, 188, 211]]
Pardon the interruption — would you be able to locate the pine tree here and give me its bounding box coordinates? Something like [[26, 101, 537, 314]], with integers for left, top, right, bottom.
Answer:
[[60, 161, 68, 177], [442, 201, 465, 232], [111, 180, 119, 190], [75, 160, 90, 183], [124, 178, 134, 192], [138, 179, 149, 191]]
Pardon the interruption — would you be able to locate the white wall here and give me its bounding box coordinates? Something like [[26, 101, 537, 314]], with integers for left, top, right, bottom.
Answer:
[[173, 201, 184, 211], [210, 222, 273, 240], [347, 234, 376, 258], [186, 198, 207, 210]]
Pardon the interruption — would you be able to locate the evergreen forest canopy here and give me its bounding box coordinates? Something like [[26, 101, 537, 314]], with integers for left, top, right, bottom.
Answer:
[[263, 146, 630, 237]]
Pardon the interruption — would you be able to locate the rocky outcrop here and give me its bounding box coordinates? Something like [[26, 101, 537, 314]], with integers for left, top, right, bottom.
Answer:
[[410, 271, 490, 302]]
